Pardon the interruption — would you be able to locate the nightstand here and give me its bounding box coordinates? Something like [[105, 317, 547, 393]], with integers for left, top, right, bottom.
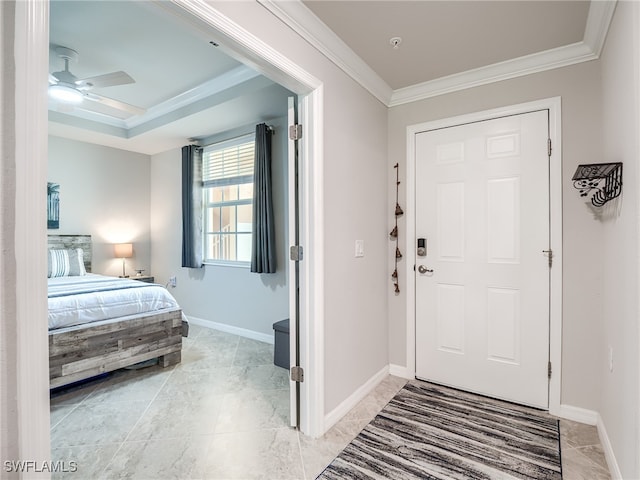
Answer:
[[131, 275, 154, 283]]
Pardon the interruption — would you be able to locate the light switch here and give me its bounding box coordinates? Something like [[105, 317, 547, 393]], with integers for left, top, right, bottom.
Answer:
[[355, 240, 364, 258]]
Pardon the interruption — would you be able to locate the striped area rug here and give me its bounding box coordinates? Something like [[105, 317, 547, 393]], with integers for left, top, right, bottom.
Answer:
[[317, 382, 562, 479]]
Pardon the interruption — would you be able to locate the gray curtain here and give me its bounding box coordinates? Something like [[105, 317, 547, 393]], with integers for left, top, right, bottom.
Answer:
[[181, 145, 203, 268], [251, 124, 276, 273]]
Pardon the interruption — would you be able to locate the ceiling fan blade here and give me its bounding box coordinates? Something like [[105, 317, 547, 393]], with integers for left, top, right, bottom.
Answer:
[[76, 71, 135, 89], [83, 92, 146, 116], [49, 74, 59, 85]]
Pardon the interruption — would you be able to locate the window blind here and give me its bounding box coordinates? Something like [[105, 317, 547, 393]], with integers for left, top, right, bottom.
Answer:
[[202, 134, 254, 187]]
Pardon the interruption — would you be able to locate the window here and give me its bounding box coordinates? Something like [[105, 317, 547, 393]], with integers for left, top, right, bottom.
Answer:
[[202, 134, 254, 264]]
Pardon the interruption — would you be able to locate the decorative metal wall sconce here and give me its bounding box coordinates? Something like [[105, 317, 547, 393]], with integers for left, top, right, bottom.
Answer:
[[391, 163, 402, 294], [572, 162, 623, 207]]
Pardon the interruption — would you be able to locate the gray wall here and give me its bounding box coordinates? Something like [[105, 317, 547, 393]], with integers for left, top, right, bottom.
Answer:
[[387, 60, 604, 411], [599, 2, 640, 477], [150, 116, 289, 337], [214, 0, 390, 415], [48, 136, 152, 276]]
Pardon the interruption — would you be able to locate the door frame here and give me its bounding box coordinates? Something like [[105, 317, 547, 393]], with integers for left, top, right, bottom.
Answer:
[[405, 98, 562, 416], [13, 0, 326, 464]]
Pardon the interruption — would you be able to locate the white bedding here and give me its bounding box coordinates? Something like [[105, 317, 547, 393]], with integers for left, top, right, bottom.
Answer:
[[48, 274, 181, 330]]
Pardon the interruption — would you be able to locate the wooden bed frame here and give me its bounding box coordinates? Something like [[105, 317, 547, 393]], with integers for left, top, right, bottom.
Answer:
[[48, 235, 184, 389]]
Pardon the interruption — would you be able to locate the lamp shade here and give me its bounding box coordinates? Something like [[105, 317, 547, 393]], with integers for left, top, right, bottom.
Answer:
[[114, 243, 133, 258]]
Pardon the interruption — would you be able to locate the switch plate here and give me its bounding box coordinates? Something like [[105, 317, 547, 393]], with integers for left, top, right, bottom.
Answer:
[[355, 240, 364, 258]]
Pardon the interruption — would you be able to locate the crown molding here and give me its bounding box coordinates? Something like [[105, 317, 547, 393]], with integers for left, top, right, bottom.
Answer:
[[257, 0, 393, 105], [49, 0, 618, 135], [48, 65, 262, 134], [126, 65, 259, 128], [389, 41, 597, 107], [583, 0, 617, 55], [389, 0, 616, 107], [261, 0, 617, 108], [49, 109, 129, 134], [169, 0, 321, 92]]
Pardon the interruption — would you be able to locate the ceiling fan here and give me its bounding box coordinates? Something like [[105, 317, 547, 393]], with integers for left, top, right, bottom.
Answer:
[[48, 45, 146, 117]]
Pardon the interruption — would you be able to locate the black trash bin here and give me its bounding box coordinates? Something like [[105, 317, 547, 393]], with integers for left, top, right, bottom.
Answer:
[[273, 319, 290, 369]]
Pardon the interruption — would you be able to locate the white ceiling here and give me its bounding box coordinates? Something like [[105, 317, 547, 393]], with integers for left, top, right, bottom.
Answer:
[[48, 0, 293, 155], [303, 0, 591, 90], [264, 0, 615, 106], [49, 0, 615, 155]]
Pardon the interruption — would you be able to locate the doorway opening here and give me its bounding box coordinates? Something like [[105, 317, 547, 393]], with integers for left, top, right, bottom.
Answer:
[[14, 0, 325, 464]]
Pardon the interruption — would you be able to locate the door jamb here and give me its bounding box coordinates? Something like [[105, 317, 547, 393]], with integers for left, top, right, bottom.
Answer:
[[405, 97, 562, 415]]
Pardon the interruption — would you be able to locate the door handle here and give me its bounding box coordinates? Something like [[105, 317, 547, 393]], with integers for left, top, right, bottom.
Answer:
[[418, 265, 433, 274]]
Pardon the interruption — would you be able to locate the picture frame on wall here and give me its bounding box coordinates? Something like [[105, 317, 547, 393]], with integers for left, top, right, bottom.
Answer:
[[47, 182, 60, 229]]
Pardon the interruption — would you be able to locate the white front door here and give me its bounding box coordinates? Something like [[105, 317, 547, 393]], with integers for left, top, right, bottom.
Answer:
[[414, 110, 550, 408]]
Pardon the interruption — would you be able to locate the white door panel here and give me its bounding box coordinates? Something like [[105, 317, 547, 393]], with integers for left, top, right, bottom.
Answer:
[[415, 111, 550, 408]]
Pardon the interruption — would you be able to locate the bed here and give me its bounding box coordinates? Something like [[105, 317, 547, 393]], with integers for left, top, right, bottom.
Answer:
[[48, 235, 185, 389]]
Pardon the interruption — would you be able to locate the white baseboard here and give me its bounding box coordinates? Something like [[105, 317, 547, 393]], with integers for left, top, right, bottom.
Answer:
[[324, 365, 389, 431], [186, 315, 274, 344], [597, 414, 623, 480], [558, 405, 623, 478], [389, 363, 413, 379], [557, 404, 598, 425]]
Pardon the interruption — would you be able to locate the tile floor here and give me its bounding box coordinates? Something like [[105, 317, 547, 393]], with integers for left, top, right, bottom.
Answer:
[[50, 324, 610, 479], [560, 419, 612, 480]]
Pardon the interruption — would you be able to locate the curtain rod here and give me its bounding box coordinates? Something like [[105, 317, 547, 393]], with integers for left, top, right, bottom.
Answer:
[[190, 124, 274, 149]]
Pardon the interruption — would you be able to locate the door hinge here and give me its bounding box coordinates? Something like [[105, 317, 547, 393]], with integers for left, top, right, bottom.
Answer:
[[548, 361, 552, 379], [290, 245, 303, 261], [548, 138, 552, 157], [291, 366, 304, 383], [542, 249, 553, 268], [289, 124, 302, 141]]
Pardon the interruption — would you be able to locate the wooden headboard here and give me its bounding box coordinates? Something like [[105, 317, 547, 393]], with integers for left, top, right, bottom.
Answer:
[[47, 235, 92, 273]]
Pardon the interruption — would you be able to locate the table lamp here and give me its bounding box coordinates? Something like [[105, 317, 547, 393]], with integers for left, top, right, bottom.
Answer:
[[114, 243, 133, 278]]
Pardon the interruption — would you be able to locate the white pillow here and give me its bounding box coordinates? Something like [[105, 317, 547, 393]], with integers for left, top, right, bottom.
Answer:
[[48, 248, 87, 278]]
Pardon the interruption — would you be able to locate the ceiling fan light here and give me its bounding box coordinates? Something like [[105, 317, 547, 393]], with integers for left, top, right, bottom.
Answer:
[[48, 83, 84, 104]]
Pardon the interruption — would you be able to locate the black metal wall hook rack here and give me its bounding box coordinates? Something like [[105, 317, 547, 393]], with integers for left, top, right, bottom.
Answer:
[[391, 163, 402, 294], [572, 162, 623, 207]]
